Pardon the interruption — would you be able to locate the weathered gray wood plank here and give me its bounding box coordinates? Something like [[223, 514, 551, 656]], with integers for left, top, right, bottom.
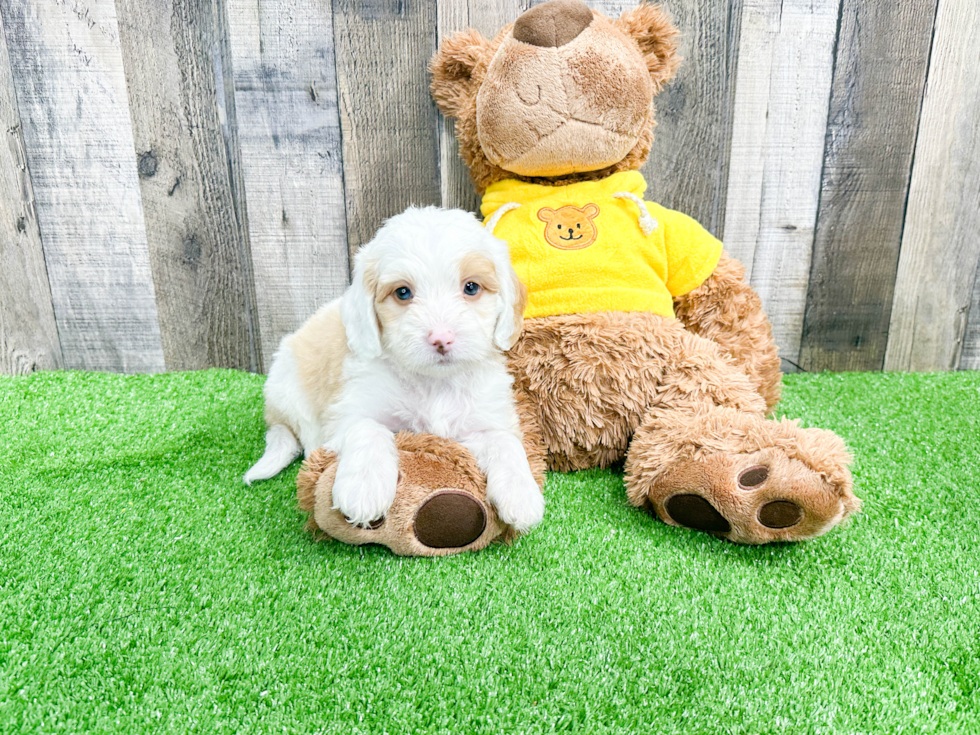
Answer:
[[0, 11, 63, 375], [885, 0, 980, 372], [592, 0, 743, 236], [226, 0, 350, 367], [723, 0, 841, 366], [436, 0, 520, 214], [115, 0, 262, 372], [962, 256, 980, 370], [0, 0, 164, 372], [332, 0, 442, 254], [798, 0, 938, 373]]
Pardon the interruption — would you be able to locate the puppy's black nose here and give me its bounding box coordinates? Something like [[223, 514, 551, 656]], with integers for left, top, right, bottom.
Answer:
[[513, 0, 593, 48]]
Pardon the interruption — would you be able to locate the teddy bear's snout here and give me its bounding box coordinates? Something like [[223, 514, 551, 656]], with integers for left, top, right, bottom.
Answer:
[[476, 8, 655, 177], [513, 0, 593, 49]]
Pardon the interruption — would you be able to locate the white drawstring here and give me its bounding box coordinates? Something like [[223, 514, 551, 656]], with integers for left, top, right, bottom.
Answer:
[[613, 191, 658, 236], [483, 202, 521, 234]]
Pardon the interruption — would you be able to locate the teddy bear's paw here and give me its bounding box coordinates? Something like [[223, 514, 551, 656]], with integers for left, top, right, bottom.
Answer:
[[631, 423, 860, 544], [299, 434, 512, 556]]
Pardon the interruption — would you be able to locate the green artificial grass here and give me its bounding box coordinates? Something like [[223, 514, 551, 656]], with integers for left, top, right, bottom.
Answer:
[[1, 369, 978, 734]]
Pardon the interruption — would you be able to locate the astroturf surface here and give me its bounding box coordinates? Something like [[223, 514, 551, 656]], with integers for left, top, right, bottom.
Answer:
[[1, 370, 979, 734]]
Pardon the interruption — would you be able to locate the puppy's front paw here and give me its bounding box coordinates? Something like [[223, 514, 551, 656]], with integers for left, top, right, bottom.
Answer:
[[487, 470, 545, 534], [331, 456, 398, 528]]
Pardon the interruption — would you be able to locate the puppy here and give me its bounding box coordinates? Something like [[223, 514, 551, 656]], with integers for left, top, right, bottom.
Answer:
[[244, 207, 545, 533]]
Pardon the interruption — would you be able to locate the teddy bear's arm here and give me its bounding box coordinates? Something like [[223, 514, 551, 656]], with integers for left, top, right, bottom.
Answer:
[[672, 252, 782, 413]]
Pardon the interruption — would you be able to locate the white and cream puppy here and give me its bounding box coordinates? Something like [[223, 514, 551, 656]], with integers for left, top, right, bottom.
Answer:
[[244, 207, 544, 532]]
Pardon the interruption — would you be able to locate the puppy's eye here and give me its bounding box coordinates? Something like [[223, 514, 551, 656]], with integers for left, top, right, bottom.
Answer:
[[394, 286, 413, 301], [557, 224, 563, 230], [576, 223, 581, 228], [463, 281, 481, 297]]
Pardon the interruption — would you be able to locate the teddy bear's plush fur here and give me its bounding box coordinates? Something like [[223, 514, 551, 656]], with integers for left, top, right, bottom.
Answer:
[[299, 0, 859, 552]]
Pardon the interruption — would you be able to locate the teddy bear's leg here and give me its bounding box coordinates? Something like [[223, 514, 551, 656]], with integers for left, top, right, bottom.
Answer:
[[298, 435, 507, 556], [508, 314, 682, 473], [672, 252, 782, 413], [622, 328, 859, 543], [297, 427, 546, 557], [509, 312, 773, 473]]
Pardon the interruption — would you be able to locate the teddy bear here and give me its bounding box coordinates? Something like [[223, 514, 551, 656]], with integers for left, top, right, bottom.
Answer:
[[299, 0, 859, 554]]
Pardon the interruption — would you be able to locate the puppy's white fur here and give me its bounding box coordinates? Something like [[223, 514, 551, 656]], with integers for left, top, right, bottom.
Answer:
[[245, 207, 544, 533]]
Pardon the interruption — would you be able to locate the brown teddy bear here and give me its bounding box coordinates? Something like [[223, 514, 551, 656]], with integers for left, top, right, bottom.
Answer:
[[300, 0, 859, 554], [429, 0, 860, 544]]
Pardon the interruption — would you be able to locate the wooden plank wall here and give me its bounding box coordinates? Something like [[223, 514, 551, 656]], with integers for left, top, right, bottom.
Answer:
[[723, 0, 842, 370], [226, 0, 350, 365], [115, 0, 261, 371], [1, 0, 978, 375], [0, 8, 62, 373], [798, 0, 940, 373], [884, 0, 980, 372], [1, 0, 164, 372]]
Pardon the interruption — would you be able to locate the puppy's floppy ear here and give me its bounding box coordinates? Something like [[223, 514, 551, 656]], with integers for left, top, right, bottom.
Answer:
[[503, 276, 528, 350], [488, 243, 527, 351], [616, 3, 682, 92], [430, 28, 493, 120], [341, 252, 382, 360]]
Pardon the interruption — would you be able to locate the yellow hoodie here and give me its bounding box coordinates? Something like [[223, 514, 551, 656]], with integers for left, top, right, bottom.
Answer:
[[481, 170, 722, 319]]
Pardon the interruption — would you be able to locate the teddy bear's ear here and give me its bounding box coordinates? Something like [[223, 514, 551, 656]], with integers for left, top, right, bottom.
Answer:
[[615, 3, 682, 92], [430, 28, 494, 120]]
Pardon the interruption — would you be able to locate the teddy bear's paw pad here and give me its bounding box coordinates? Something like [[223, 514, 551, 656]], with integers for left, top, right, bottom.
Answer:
[[664, 494, 730, 533], [413, 490, 488, 549], [721, 453, 839, 542], [735, 465, 802, 529], [757, 500, 803, 529], [737, 465, 769, 489]]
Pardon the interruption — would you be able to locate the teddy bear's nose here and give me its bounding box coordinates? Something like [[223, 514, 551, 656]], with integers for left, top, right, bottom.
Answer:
[[513, 0, 593, 48]]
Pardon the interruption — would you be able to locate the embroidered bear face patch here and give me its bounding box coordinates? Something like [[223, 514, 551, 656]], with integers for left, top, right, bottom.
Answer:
[[537, 204, 600, 250]]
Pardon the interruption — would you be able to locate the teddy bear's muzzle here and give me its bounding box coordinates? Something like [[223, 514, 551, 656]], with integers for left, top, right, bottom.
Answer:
[[477, 10, 654, 178]]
